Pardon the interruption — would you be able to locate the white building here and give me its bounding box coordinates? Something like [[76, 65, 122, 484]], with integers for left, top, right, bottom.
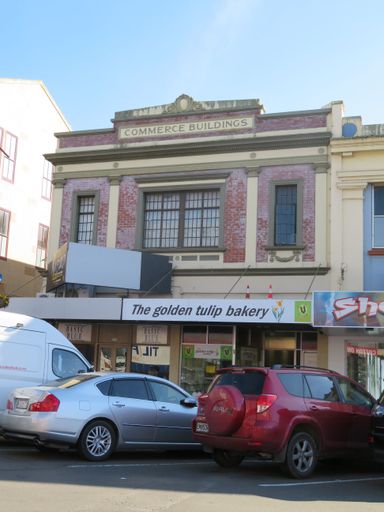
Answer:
[[0, 78, 70, 298]]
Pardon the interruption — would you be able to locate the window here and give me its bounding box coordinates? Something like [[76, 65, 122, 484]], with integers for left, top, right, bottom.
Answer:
[[1, 131, 17, 182], [52, 349, 89, 378], [0, 208, 10, 258], [42, 159, 53, 200], [143, 190, 220, 249], [210, 371, 266, 395], [274, 184, 297, 245], [76, 195, 95, 244], [336, 377, 374, 408], [278, 373, 309, 397], [36, 223, 49, 268], [149, 381, 186, 404], [110, 379, 149, 400], [373, 185, 384, 247], [305, 374, 340, 402]]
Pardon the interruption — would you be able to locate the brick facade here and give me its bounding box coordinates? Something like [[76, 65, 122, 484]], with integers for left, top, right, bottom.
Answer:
[[59, 178, 110, 247], [116, 177, 139, 250], [256, 165, 316, 262], [224, 169, 247, 262]]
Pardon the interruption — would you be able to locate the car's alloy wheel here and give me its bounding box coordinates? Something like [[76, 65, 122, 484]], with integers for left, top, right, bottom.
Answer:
[[213, 449, 244, 468], [283, 432, 318, 479], [78, 420, 116, 461]]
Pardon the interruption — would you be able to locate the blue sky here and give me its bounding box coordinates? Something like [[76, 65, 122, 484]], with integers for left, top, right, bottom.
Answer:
[[2, 0, 384, 130]]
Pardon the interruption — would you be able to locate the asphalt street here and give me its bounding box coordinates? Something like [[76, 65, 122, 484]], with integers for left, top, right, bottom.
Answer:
[[0, 439, 384, 512]]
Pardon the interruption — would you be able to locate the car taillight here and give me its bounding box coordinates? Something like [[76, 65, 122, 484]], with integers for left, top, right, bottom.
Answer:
[[256, 394, 277, 413], [6, 399, 13, 410], [29, 394, 60, 412]]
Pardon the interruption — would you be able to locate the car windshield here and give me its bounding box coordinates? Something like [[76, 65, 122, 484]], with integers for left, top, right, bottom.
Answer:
[[211, 371, 265, 395], [42, 374, 100, 389]]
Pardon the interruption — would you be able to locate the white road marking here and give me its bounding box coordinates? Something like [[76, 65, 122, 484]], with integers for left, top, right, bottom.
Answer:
[[67, 461, 213, 468], [259, 476, 384, 487]]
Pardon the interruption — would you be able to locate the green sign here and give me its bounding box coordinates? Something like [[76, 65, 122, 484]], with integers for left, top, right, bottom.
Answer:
[[220, 345, 233, 361], [182, 345, 195, 359], [294, 301, 312, 323]]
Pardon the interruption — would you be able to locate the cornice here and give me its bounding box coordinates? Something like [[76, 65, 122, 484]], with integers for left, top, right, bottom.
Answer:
[[45, 132, 332, 166]]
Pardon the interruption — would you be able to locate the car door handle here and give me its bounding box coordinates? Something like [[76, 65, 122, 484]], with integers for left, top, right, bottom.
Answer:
[[158, 406, 170, 412], [112, 402, 125, 408], [310, 405, 319, 410]]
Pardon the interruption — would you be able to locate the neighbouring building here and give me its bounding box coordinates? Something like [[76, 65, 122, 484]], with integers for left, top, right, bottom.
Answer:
[[0, 78, 70, 299]]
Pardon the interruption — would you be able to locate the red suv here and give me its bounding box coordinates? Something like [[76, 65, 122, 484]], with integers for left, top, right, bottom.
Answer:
[[193, 366, 375, 478]]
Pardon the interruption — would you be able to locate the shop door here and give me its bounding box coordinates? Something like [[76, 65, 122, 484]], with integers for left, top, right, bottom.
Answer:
[[264, 333, 296, 367], [99, 346, 128, 372]]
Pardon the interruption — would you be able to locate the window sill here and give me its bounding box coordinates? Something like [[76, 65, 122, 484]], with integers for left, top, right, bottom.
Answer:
[[265, 245, 305, 251], [139, 247, 226, 253], [368, 248, 384, 256]]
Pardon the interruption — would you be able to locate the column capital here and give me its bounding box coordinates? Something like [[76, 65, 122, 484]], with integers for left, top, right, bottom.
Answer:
[[314, 164, 330, 174], [52, 178, 66, 189], [246, 166, 261, 177], [108, 176, 122, 186]]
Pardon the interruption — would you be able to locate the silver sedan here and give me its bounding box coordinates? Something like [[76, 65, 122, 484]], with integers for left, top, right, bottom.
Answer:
[[1, 372, 200, 461]]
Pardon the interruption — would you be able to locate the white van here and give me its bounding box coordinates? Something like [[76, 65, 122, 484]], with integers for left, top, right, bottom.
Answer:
[[0, 311, 92, 421]]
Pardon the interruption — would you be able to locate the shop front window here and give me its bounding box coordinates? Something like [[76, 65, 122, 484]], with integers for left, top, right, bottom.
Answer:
[[347, 341, 384, 398], [180, 325, 234, 397], [131, 345, 170, 379]]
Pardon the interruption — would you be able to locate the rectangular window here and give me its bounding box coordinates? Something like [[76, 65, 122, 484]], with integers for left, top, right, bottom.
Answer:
[[143, 190, 220, 249], [42, 159, 53, 200], [1, 131, 17, 183], [76, 195, 95, 244], [373, 185, 384, 247], [36, 223, 49, 268], [274, 184, 297, 246], [0, 208, 10, 258]]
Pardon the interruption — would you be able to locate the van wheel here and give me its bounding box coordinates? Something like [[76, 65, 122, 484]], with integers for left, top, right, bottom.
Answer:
[[283, 432, 318, 479], [78, 420, 116, 461], [213, 449, 244, 468]]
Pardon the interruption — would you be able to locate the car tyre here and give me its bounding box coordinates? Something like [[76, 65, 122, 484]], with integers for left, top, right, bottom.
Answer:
[[213, 449, 244, 468], [78, 420, 116, 461], [283, 432, 318, 479]]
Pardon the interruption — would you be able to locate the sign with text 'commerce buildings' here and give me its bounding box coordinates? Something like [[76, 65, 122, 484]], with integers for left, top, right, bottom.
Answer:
[[122, 298, 312, 324], [118, 116, 254, 140]]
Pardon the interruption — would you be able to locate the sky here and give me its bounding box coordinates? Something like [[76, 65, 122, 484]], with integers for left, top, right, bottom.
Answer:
[[2, 0, 384, 131]]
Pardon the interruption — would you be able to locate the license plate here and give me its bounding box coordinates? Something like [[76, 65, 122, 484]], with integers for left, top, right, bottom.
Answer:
[[15, 398, 29, 410], [196, 422, 209, 433]]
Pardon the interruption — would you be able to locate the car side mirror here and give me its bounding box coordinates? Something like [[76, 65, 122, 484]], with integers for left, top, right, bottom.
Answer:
[[180, 397, 197, 408], [373, 404, 384, 417]]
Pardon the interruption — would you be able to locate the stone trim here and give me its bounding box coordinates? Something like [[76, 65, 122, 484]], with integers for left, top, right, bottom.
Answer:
[[45, 132, 332, 166], [134, 170, 230, 184]]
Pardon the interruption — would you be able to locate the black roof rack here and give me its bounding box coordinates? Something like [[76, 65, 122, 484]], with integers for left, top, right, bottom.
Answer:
[[270, 364, 340, 374]]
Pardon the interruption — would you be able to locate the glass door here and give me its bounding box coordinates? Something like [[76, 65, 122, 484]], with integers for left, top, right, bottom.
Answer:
[[98, 346, 128, 372]]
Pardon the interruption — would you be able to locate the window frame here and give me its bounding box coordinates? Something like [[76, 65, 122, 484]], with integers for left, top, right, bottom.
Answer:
[[137, 184, 225, 251], [1, 130, 18, 183], [372, 184, 384, 248], [42, 158, 53, 201], [267, 180, 304, 248], [36, 223, 49, 268], [70, 191, 99, 245], [0, 207, 11, 259]]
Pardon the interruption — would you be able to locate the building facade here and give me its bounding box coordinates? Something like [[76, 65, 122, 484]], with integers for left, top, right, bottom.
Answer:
[[0, 78, 70, 299], [6, 94, 384, 398]]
